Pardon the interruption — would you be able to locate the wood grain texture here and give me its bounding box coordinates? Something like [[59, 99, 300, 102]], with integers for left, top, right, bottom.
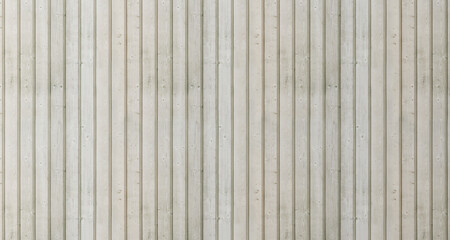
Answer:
[[355, 0, 370, 238], [386, 0, 401, 238], [20, 0, 35, 238], [433, 0, 448, 238], [0, 0, 447, 239], [417, 0, 432, 238]]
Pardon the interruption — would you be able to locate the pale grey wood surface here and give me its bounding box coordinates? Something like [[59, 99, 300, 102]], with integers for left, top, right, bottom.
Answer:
[[0, 0, 448, 239], [386, 0, 401, 239]]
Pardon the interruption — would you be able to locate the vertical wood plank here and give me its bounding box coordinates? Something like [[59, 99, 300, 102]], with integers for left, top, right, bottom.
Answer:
[[218, 0, 232, 237], [0, 0, 3, 237], [157, 0, 172, 237], [233, 0, 248, 238], [448, 0, 450, 237], [448, 2, 450, 240], [248, 0, 264, 238], [325, 0, 340, 238], [125, 0, 142, 238], [202, 0, 217, 237], [172, 0, 187, 238], [279, 0, 294, 238], [448, 1, 450, 238], [20, 0, 35, 237], [355, 0, 370, 238], [417, 0, 432, 238], [4, 0, 19, 238], [187, 0, 202, 237], [50, 0, 65, 238], [340, 0, 355, 239], [432, 0, 448, 238], [95, 0, 111, 237], [111, 0, 126, 238], [294, 0, 310, 238], [65, 0, 80, 237], [35, 0, 51, 237], [401, 0, 417, 238], [310, 0, 325, 237], [142, 0, 157, 238], [263, 0, 279, 238], [370, 0, 385, 239], [386, 0, 401, 238], [80, 0, 95, 236]]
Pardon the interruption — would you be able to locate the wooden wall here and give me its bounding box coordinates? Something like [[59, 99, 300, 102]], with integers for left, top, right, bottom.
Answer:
[[0, 0, 447, 239]]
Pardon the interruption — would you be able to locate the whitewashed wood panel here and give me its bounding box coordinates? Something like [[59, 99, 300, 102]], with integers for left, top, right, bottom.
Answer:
[[248, 0, 264, 239], [294, 0, 310, 239], [370, 1, 385, 240], [65, 0, 80, 238], [340, 0, 355, 239], [0, 0, 449, 239], [111, 0, 127, 239], [309, 0, 325, 238], [433, 0, 448, 239], [35, 0, 51, 238], [386, 0, 401, 238], [202, 0, 217, 239], [187, 0, 202, 238], [5, 0, 20, 239], [417, 1, 432, 239], [142, 0, 157, 239], [20, 0, 35, 238], [172, 0, 187, 239]]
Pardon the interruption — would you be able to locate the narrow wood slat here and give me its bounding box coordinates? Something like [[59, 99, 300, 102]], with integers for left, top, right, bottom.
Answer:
[[294, 0, 310, 238], [125, 0, 142, 238], [280, 0, 294, 238], [401, 0, 417, 238], [202, 0, 217, 238], [0, 0, 4, 238], [65, 0, 81, 238], [432, 0, 448, 238], [20, 0, 35, 238], [218, 0, 233, 237], [187, 0, 203, 237], [386, 0, 401, 238], [172, 0, 187, 238], [233, 0, 248, 237], [416, 0, 432, 238], [248, 0, 264, 238], [370, 0, 386, 238], [95, 0, 111, 237], [157, 0, 172, 238], [340, 0, 355, 239], [325, 0, 340, 238], [355, 0, 370, 238], [310, 0, 325, 238], [80, 0, 95, 237], [35, 0, 51, 237], [4, 0, 20, 238], [142, 0, 157, 239]]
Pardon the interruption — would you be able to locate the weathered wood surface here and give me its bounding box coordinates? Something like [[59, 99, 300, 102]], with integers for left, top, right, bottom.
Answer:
[[0, 0, 447, 239]]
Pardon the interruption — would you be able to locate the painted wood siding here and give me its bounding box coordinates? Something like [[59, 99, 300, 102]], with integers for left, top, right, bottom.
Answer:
[[0, 0, 447, 239]]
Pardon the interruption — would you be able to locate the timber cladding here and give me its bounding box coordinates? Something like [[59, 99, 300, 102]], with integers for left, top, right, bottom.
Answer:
[[0, 0, 446, 239]]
